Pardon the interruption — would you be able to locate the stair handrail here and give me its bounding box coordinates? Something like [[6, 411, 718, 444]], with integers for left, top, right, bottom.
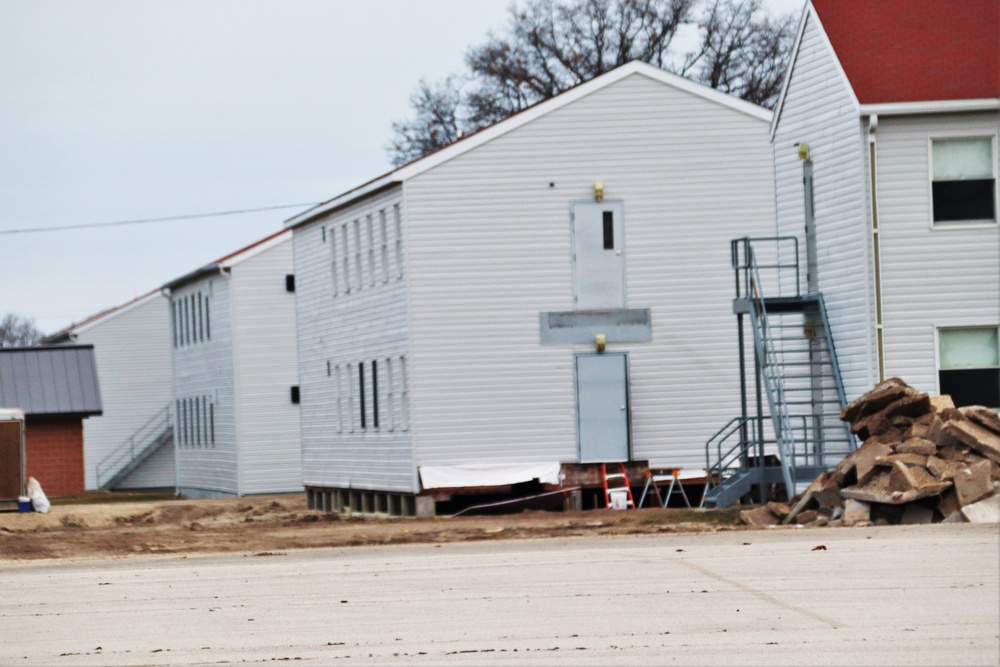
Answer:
[[816, 294, 857, 452], [96, 404, 173, 489]]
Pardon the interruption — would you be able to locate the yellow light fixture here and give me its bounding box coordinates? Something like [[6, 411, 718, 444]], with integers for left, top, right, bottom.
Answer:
[[595, 334, 606, 353], [593, 181, 605, 201], [797, 143, 811, 161]]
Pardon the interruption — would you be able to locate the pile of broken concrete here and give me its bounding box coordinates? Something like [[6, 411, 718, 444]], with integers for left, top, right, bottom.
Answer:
[[740, 377, 1000, 528]]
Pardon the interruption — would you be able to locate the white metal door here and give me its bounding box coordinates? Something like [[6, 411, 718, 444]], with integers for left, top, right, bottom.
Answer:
[[571, 201, 625, 309], [576, 353, 629, 463]]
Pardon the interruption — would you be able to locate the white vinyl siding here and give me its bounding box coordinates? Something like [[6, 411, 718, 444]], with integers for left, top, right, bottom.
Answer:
[[71, 293, 175, 490], [873, 112, 1000, 395], [230, 239, 303, 495], [404, 72, 776, 470], [293, 186, 415, 492], [173, 276, 238, 496], [772, 9, 875, 401]]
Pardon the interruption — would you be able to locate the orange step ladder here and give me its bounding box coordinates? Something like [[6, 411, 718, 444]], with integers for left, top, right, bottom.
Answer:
[[601, 463, 635, 510]]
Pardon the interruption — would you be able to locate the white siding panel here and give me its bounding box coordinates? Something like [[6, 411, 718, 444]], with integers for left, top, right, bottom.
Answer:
[[74, 294, 174, 490], [773, 12, 875, 400], [405, 72, 777, 470], [876, 112, 1000, 394], [293, 186, 415, 492], [231, 238, 303, 495], [116, 440, 174, 490], [173, 276, 238, 495]]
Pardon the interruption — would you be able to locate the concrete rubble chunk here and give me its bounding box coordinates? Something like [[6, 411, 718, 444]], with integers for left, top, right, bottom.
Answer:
[[929, 395, 956, 411], [937, 443, 971, 462], [953, 460, 994, 507], [926, 456, 966, 481], [795, 509, 819, 525], [838, 440, 894, 486], [942, 420, 1000, 463], [960, 406, 1000, 435], [888, 461, 938, 494], [807, 472, 844, 510], [941, 509, 966, 523], [937, 488, 961, 518], [766, 501, 791, 520], [782, 491, 815, 525], [842, 467, 950, 505], [905, 413, 936, 440], [930, 416, 964, 449], [740, 506, 779, 527], [960, 493, 1000, 524], [895, 438, 937, 456], [875, 453, 929, 468], [840, 377, 911, 423], [841, 498, 871, 526]]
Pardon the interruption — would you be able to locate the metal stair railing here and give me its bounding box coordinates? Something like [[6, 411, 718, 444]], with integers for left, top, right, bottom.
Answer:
[[96, 404, 174, 490], [744, 245, 798, 497], [817, 293, 857, 455], [702, 416, 764, 507]]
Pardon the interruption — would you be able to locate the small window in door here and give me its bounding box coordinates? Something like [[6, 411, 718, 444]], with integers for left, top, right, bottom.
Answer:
[[603, 211, 614, 250]]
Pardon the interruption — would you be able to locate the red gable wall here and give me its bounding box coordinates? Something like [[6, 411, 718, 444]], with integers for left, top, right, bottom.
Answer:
[[812, 0, 1000, 104]]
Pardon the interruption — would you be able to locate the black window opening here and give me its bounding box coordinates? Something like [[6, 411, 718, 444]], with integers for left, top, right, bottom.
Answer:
[[290, 385, 300, 404], [285, 274, 296, 292], [371, 360, 379, 429], [939, 368, 1000, 409], [602, 211, 614, 250], [359, 362, 367, 429], [932, 180, 996, 222]]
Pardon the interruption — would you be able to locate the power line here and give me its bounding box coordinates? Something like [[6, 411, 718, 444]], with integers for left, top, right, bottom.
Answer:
[[0, 202, 321, 235]]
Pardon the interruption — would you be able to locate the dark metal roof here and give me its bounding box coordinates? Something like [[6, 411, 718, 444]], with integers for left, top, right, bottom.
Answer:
[[0, 345, 103, 416]]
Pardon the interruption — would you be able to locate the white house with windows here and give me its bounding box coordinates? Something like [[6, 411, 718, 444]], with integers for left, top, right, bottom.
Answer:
[[42, 290, 175, 491], [771, 0, 999, 409], [166, 229, 302, 498], [287, 61, 779, 515]]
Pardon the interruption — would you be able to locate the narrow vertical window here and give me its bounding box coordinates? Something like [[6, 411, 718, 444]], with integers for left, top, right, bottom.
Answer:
[[175, 399, 183, 446], [202, 396, 209, 445], [385, 357, 395, 431], [354, 220, 363, 291], [209, 399, 215, 446], [371, 359, 379, 429], [184, 398, 191, 447], [335, 365, 343, 433], [603, 211, 614, 250], [204, 296, 211, 341], [379, 210, 389, 284], [341, 224, 351, 293], [197, 292, 204, 342], [170, 302, 178, 348], [393, 204, 404, 279], [181, 298, 189, 347], [347, 363, 355, 432], [367, 214, 376, 287], [359, 361, 367, 429], [399, 355, 409, 431], [330, 228, 339, 295], [189, 295, 196, 345]]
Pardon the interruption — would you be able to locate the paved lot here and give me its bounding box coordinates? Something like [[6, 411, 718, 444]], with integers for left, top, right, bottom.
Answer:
[[1, 524, 998, 666]]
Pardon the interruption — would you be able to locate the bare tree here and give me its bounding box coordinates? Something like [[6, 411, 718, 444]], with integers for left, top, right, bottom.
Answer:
[[388, 0, 794, 166], [0, 312, 44, 348]]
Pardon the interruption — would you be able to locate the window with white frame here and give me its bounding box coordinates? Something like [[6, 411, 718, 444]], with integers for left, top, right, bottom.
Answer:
[[938, 327, 999, 408], [931, 137, 996, 224]]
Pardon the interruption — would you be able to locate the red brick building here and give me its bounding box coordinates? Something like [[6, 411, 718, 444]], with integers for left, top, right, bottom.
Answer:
[[0, 346, 102, 496]]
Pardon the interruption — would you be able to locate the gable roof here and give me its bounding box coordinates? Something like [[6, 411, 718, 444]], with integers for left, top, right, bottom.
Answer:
[[164, 228, 291, 291], [285, 60, 772, 229], [41, 289, 166, 344], [813, 0, 999, 105], [0, 345, 103, 417]]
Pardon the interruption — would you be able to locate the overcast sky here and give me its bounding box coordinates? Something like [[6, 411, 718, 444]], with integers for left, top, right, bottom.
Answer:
[[1, 0, 804, 335]]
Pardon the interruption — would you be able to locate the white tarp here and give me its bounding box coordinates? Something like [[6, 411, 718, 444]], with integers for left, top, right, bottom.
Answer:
[[419, 462, 562, 490]]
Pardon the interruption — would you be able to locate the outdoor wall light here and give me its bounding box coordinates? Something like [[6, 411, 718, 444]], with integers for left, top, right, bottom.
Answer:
[[797, 142, 811, 161], [595, 333, 606, 353], [593, 181, 605, 200]]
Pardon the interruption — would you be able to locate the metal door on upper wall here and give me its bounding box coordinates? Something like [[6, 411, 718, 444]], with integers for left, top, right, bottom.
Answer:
[[576, 353, 630, 463], [571, 201, 625, 309]]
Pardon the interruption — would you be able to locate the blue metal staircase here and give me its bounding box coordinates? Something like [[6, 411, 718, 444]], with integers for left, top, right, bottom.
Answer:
[[702, 238, 856, 508]]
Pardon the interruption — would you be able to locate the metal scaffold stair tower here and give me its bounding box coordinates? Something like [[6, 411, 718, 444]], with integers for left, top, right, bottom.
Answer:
[[702, 237, 857, 508]]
